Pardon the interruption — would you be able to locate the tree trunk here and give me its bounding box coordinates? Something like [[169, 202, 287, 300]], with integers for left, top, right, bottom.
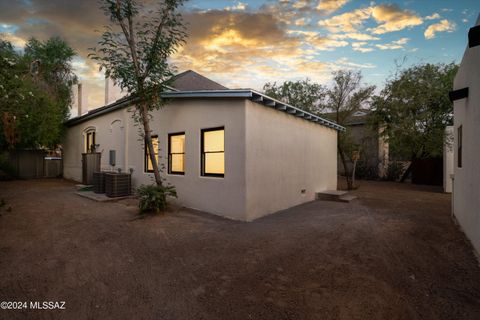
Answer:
[[400, 160, 413, 183], [338, 145, 353, 190], [351, 158, 358, 189], [139, 102, 163, 187]]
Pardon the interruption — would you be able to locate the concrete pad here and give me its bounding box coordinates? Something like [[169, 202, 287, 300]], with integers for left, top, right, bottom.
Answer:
[[76, 191, 134, 202], [316, 190, 348, 201], [338, 194, 358, 203]]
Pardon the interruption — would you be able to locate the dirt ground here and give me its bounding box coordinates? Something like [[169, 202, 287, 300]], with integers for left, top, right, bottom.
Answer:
[[0, 179, 479, 320]]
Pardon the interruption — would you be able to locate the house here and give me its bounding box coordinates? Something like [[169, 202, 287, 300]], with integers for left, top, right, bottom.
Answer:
[[450, 15, 480, 254], [63, 71, 344, 221], [324, 109, 389, 179]]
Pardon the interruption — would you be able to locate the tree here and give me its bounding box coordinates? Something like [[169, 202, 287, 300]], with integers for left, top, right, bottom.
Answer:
[[371, 62, 458, 181], [263, 79, 325, 114], [0, 37, 76, 150], [324, 70, 375, 190], [89, 0, 187, 187]]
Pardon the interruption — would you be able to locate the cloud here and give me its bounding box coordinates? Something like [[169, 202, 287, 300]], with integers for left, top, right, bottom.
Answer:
[[318, 7, 372, 33], [331, 32, 380, 41], [424, 19, 456, 39], [316, 0, 350, 14], [0, 0, 382, 105], [351, 42, 373, 53], [0, 32, 27, 48], [287, 30, 348, 50], [369, 4, 423, 34], [294, 18, 309, 26], [334, 57, 376, 69], [425, 13, 440, 20], [224, 2, 247, 11], [293, 0, 310, 9], [318, 4, 423, 35], [375, 37, 409, 50], [174, 10, 330, 89]]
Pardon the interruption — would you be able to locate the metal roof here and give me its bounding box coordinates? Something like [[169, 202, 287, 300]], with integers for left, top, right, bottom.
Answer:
[[161, 89, 345, 131], [66, 89, 345, 131]]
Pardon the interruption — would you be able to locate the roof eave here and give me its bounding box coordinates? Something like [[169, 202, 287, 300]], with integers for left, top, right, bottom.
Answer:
[[66, 89, 345, 132]]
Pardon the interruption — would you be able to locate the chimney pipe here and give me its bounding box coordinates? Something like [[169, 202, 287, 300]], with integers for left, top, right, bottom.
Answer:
[[77, 83, 83, 116], [105, 77, 110, 105]]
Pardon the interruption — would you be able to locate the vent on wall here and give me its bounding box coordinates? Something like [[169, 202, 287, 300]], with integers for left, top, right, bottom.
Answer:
[[469, 25, 480, 48], [449, 87, 469, 102]]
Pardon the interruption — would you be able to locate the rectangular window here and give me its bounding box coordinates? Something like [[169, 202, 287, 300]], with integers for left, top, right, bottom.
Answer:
[[85, 131, 95, 153], [145, 135, 159, 173], [458, 125, 462, 168], [201, 127, 224, 177], [168, 133, 185, 175]]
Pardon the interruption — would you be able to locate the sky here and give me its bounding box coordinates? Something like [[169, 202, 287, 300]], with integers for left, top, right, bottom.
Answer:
[[0, 0, 478, 109]]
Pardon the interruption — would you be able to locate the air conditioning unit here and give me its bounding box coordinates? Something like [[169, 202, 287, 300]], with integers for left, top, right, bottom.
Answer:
[[93, 171, 106, 194], [105, 173, 131, 197]]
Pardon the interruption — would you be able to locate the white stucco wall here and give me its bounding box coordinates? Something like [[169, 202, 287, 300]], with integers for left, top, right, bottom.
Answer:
[[244, 100, 338, 221], [63, 107, 128, 181], [63, 99, 248, 220], [443, 126, 454, 193], [452, 15, 480, 254], [128, 99, 248, 220], [64, 98, 339, 221]]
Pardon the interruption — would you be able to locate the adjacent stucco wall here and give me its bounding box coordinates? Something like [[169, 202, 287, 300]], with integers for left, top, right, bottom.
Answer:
[[63, 99, 248, 220], [63, 108, 128, 182], [443, 126, 454, 193], [128, 99, 247, 220], [453, 16, 480, 254], [244, 100, 338, 221]]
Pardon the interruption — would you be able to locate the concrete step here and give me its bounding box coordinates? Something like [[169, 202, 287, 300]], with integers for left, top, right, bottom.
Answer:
[[316, 190, 357, 203], [338, 194, 358, 203]]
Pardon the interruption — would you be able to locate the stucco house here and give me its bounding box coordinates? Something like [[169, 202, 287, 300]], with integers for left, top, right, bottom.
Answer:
[[450, 15, 480, 254], [63, 70, 344, 221]]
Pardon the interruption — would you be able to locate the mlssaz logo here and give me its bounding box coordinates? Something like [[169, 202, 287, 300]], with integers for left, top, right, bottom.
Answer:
[[30, 301, 66, 310]]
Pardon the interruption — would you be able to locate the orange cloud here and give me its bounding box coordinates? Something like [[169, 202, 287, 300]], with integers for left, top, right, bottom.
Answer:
[[369, 4, 423, 34], [316, 0, 350, 14], [351, 42, 373, 53], [318, 7, 372, 33], [424, 19, 456, 39], [375, 37, 409, 50]]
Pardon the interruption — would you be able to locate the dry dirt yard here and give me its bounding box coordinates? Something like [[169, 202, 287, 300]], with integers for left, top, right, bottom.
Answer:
[[0, 179, 479, 320]]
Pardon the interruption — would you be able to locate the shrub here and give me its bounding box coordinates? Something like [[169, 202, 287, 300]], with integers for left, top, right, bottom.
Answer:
[[137, 184, 177, 214]]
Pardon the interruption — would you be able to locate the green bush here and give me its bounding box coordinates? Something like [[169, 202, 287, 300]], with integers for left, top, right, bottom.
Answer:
[[137, 184, 177, 214]]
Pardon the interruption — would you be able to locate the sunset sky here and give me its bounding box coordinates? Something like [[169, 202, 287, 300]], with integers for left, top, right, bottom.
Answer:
[[0, 0, 478, 109]]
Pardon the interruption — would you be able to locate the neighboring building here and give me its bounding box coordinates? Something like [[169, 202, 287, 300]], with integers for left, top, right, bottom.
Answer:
[[451, 16, 480, 254], [325, 110, 389, 178], [63, 71, 344, 221]]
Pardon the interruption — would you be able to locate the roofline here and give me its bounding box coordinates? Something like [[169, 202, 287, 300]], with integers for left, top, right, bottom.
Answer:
[[161, 90, 345, 131], [66, 89, 345, 131], [65, 97, 136, 127]]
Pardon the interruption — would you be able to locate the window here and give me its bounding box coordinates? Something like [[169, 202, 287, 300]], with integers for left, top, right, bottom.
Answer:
[[458, 125, 462, 168], [145, 135, 159, 173], [201, 127, 224, 177], [168, 133, 185, 175], [85, 130, 96, 153]]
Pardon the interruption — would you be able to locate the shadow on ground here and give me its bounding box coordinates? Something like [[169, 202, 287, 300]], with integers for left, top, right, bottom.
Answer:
[[0, 179, 479, 320]]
